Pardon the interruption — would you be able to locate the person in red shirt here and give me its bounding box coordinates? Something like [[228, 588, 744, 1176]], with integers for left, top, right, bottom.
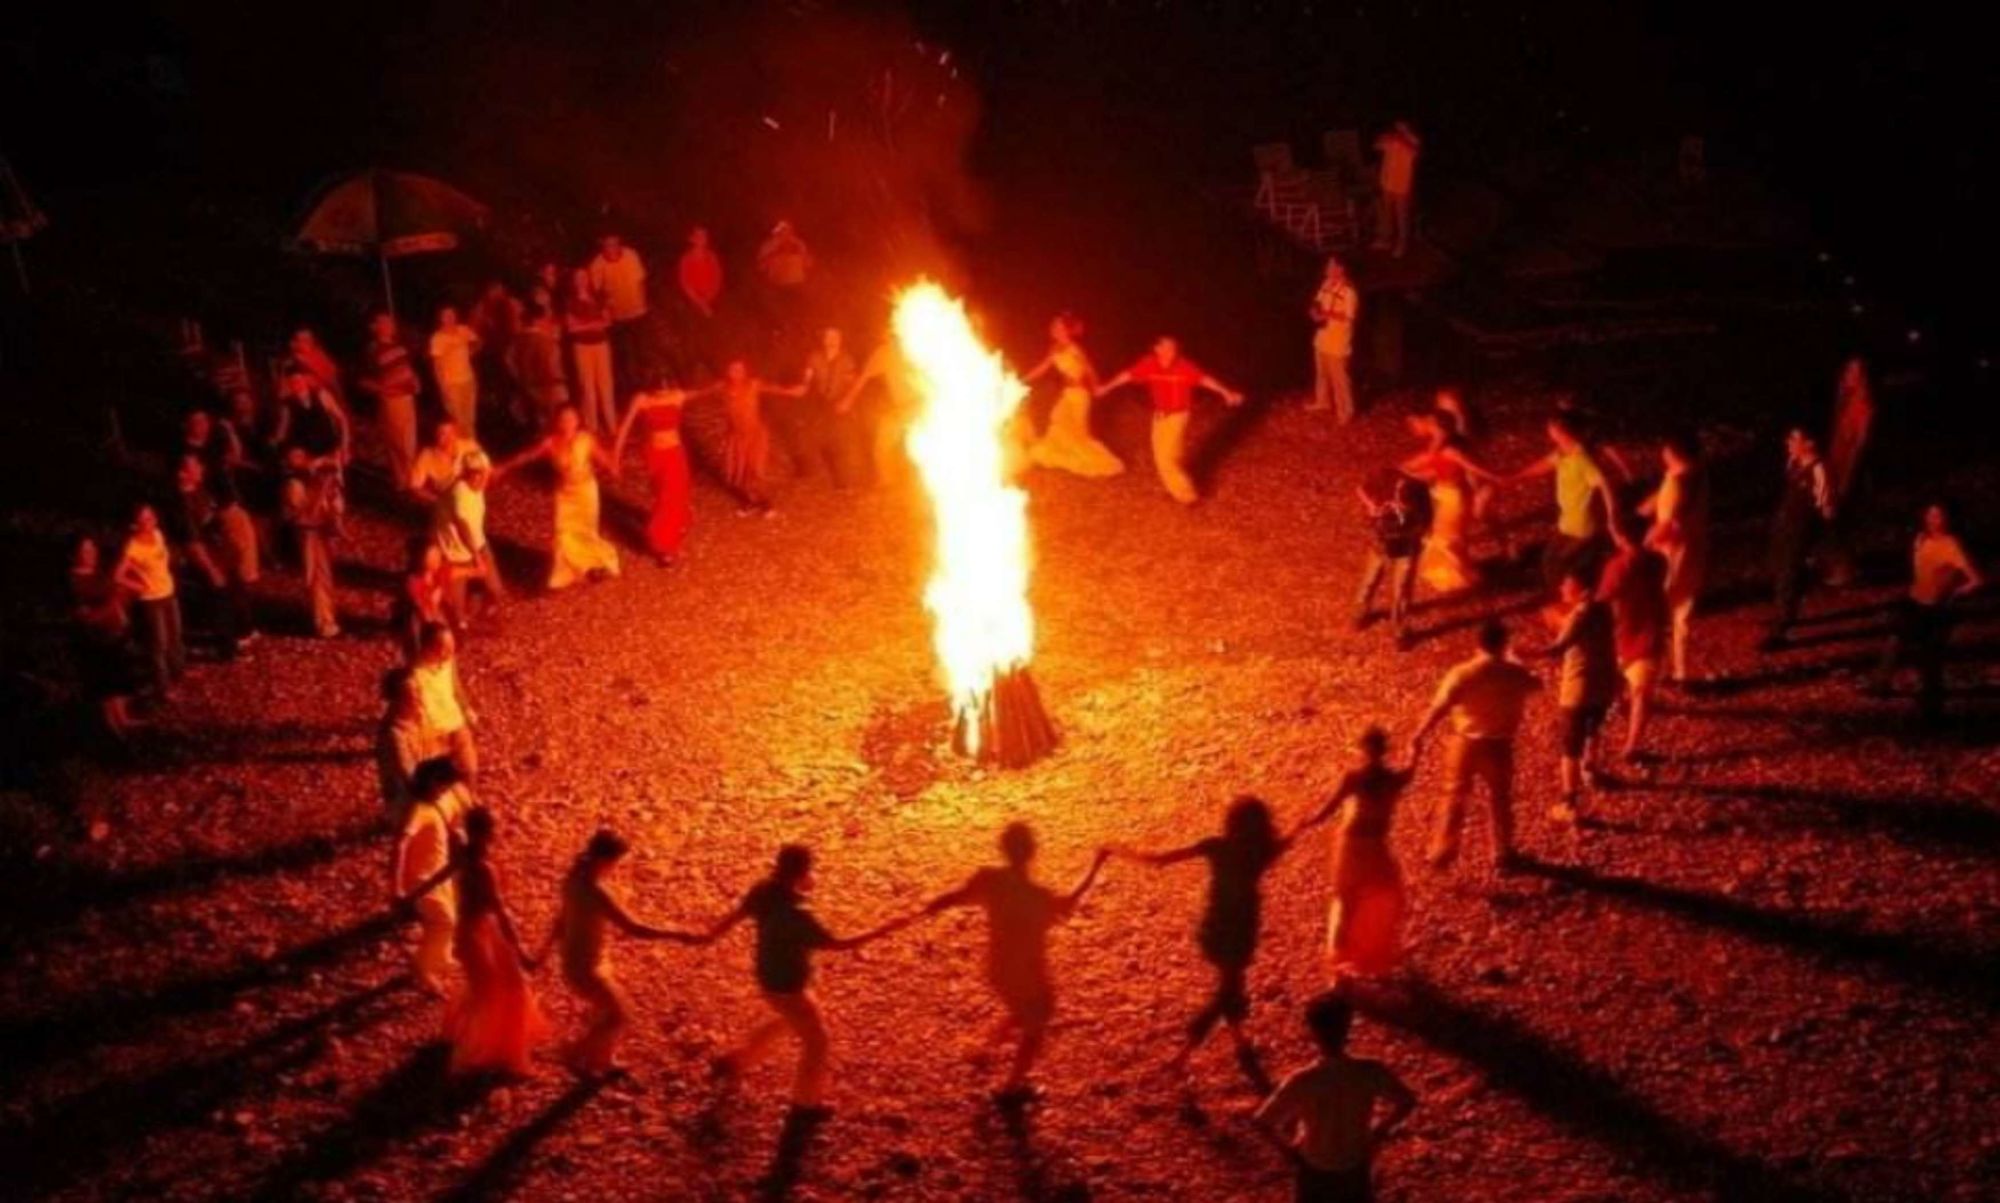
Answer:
[[677, 225, 724, 318], [1097, 337, 1244, 503], [1596, 529, 1670, 762]]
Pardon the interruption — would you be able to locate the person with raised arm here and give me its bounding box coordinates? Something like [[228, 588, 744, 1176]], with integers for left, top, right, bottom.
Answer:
[[1409, 619, 1541, 879], [492, 405, 622, 590], [614, 373, 716, 565], [914, 824, 1111, 1104], [1291, 728, 1414, 983], [1025, 313, 1123, 478]]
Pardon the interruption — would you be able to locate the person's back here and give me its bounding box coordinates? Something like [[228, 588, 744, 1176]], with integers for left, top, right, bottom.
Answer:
[[1264, 1054, 1403, 1173], [398, 797, 456, 904], [1342, 763, 1407, 840], [967, 865, 1061, 994], [559, 866, 612, 980], [745, 878, 831, 994], [1442, 652, 1538, 739], [1558, 600, 1621, 707]]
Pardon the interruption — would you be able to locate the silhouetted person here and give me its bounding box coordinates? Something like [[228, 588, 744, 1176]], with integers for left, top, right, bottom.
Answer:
[[1255, 992, 1415, 1203], [1762, 426, 1834, 650], [917, 823, 1111, 1103], [696, 845, 904, 1116], [535, 830, 699, 1077], [1115, 797, 1290, 1083]]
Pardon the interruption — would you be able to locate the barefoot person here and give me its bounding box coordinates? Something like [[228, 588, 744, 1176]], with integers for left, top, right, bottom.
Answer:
[[1763, 426, 1836, 650], [1025, 314, 1123, 478], [410, 621, 478, 781], [1115, 797, 1290, 1081], [1096, 336, 1245, 504], [1867, 501, 1984, 722], [494, 405, 622, 590], [1308, 257, 1359, 421], [1542, 570, 1621, 825], [716, 358, 806, 515], [535, 830, 700, 1076], [695, 845, 904, 1115], [1354, 467, 1429, 645], [916, 824, 1111, 1102], [1639, 430, 1710, 684], [1410, 620, 1541, 877], [406, 806, 544, 1076], [1291, 727, 1413, 983], [614, 376, 711, 565], [1401, 408, 1503, 596], [1511, 409, 1622, 594], [1255, 992, 1416, 1203], [1596, 528, 1670, 762], [393, 758, 468, 995]]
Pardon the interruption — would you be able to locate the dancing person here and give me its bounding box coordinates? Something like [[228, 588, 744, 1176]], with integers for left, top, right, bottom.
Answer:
[[1513, 409, 1621, 594], [794, 327, 861, 487], [1114, 797, 1290, 1083], [1542, 571, 1620, 825], [279, 447, 341, 638], [1255, 992, 1416, 1203], [1292, 727, 1413, 983], [377, 668, 444, 821], [1097, 337, 1245, 504], [1401, 409, 1503, 595], [1372, 120, 1422, 257], [716, 358, 806, 515], [394, 757, 467, 994], [840, 337, 920, 489], [359, 311, 423, 491], [916, 824, 1112, 1103], [1823, 357, 1876, 587], [115, 503, 183, 699], [1410, 619, 1541, 877], [68, 536, 139, 738], [677, 225, 724, 318], [589, 233, 649, 386], [1596, 528, 1670, 762], [410, 621, 477, 781], [1867, 502, 1984, 722], [435, 452, 505, 626], [1762, 426, 1836, 650], [1353, 467, 1429, 645], [1639, 431, 1710, 685], [696, 845, 904, 1115], [566, 269, 618, 439], [1308, 258, 1360, 421], [535, 830, 699, 1077], [493, 406, 622, 590], [408, 417, 480, 502], [510, 302, 570, 427], [406, 806, 544, 1076], [613, 376, 707, 565], [1025, 313, 1123, 477], [429, 306, 482, 439]]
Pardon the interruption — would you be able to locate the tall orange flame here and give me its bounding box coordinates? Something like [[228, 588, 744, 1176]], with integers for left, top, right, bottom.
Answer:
[[893, 280, 1034, 755]]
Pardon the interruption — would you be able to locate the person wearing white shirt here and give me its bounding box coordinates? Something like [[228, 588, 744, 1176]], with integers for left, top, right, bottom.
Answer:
[[428, 306, 481, 439], [1309, 257, 1360, 422]]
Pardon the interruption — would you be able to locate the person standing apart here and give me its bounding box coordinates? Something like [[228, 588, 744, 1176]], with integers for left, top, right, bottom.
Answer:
[[1026, 313, 1124, 478], [614, 377, 709, 565], [1292, 727, 1414, 983], [115, 503, 184, 700], [494, 406, 622, 590], [677, 225, 724, 318], [534, 830, 700, 1077], [694, 845, 906, 1117], [429, 306, 482, 440], [1097, 337, 1245, 505], [1867, 502, 1983, 722], [1542, 571, 1621, 825], [279, 447, 342, 639], [1410, 620, 1541, 877], [1639, 431, 1710, 685], [394, 757, 467, 995], [1762, 427, 1836, 650], [795, 327, 862, 487], [916, 824, 1110, 1103], [1822, 357, 1875, 587], [565, 270, 618, 440], [1596, 530, 1671, 763], [589, 233, 649, 391], [359, 311, 422, 491], [1513, 409, 1621, 594], [1255, 992, 1416, 1203], [1308, 258, 1360, 421], [1371, 120, 1422, 258]]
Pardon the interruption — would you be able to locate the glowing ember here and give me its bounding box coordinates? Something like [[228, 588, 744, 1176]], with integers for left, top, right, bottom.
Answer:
[[893, 280, 1050, 763]]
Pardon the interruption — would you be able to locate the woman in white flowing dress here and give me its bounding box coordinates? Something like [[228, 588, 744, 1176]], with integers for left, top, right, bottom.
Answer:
[[1027, 314, 1123, 478], [495, 405, 622, 590]]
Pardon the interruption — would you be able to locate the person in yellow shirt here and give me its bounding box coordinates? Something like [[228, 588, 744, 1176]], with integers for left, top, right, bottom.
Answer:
[[1410, 620, 1542, 876]]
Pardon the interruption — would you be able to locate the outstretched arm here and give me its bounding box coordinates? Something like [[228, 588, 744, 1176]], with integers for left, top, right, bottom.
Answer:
[[587, 434, 616, 477], [600, 884, 704, 943], [1198, 374, 1245, 407], [611, 400, 646, 468], [1095, 370, 1132, 398], [1292, 773, 1359, 840], [1023, 354, 1056, 385], [490, 440, 548, 481], [688, 901, 750, 947], [1109, 840, 1206, 868], [1370, 1072, 1418, 1150], [1060, 848, 1114, 914], [1509, 451, 1558, 485]]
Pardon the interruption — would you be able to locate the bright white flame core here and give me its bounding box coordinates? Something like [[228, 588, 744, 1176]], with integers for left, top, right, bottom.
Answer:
[[893, 281, 1034, 753]]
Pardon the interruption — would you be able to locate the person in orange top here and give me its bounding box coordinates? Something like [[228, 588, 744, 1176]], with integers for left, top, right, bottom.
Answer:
[[1371, 120, 1422, 257], [676, 225, 724, 318], [1096, 337, 1244, 504]]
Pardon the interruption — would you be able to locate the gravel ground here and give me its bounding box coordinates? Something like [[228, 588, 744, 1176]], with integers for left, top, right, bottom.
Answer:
[[3, 389, 1997, 1203]]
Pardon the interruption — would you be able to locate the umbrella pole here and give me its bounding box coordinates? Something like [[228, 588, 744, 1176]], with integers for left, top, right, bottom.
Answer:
[[378, 247, 395, 319]]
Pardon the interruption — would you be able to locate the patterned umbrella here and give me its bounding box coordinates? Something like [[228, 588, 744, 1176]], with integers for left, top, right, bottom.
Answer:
[[0, 154, 48, 293], [291, 168, 488, 315]]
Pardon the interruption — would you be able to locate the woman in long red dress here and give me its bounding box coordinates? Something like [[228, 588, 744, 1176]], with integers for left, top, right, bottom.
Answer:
[[409, 806, 545, 1076], [1293, 726, 1413, 983], [613, 376, 713, 565]]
